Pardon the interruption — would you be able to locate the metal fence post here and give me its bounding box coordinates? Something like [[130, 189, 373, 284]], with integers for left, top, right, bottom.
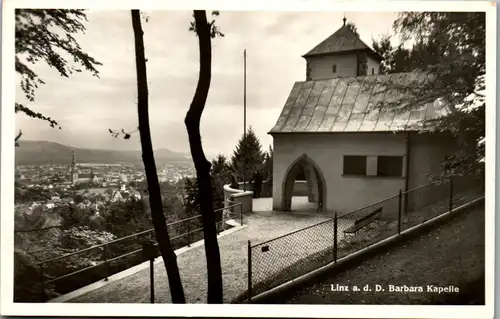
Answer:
[[449, 177, 454, 213], [247, 240, 252, 302], [103, 244, 109, 281], [333, 212, 338, 263], [187, 219, 191, 247], [150, 258, 155, 303], [398, 189, 402, 234], [40, 264, 46, 302], [240, 203, 243, 226], [403, 188, 408, 215]]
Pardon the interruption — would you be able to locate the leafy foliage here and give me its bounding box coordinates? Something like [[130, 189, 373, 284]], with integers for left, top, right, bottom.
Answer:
[[183, 173, 227, 216], [15, 205, 47, 231], [346, 22, 359, 36], [210, 155, 232, 210], [14, 248, 57, 302], [189, 11, 225, 38], [15, 9, 102, 129], [14, 225, 116, 302], [181, 155, 231, 241], [15, 130, 23, 147], [372, 12, 485, 178], [183, 177, 200, 217], [108, 127, 138, 140], [101, 199, 151, 237], [57, 205, 92, 229], [15, 186, 51, 203], [59, 226, 116, 251], [14, 180, 191, 301]]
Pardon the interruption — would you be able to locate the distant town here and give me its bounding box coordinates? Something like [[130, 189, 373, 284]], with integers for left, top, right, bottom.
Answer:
[[14, 148, 196, 221]]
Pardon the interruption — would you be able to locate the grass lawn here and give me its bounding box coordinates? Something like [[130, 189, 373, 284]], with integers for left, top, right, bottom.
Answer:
[[269, 203, 485, 304]]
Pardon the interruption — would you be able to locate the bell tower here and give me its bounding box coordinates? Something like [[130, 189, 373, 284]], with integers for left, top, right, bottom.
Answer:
[[302, 17, 382, 81], [70, 149, 78, 185]]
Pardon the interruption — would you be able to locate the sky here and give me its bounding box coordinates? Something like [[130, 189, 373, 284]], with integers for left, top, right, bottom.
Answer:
[[15, 10, 400, 158]]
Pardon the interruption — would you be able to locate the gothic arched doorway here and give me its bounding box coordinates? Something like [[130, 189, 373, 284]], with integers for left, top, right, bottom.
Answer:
[[281, 154, 327, 213]]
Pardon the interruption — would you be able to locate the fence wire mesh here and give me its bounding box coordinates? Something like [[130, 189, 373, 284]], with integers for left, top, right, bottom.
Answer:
[[452, 175, 485, 208], [337, 194, 400, 260], [250, 218, 335, 297], [248, 176, 485, 300], [401, 181, 451, 231], [36, 202, 243, 302]]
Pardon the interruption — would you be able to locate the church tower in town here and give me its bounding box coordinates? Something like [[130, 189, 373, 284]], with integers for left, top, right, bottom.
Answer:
[[302, 18, 383, 81], [70, 149, 78, 185]]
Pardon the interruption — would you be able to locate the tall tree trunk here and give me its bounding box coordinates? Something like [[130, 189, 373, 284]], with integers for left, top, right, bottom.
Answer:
[[185, 10, 223, 303], [130, 9, 186, 303]]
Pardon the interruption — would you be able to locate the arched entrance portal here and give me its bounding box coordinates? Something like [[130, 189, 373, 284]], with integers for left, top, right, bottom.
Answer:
[[281, 154, 327, 213]]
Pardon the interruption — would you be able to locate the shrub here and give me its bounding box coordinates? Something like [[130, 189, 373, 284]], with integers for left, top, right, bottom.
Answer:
[[14, 249, 57, 302]]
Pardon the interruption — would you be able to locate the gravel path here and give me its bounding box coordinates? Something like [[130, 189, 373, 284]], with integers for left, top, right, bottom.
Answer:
[[69, 209, 330, 303], [271, 204, 485, 305]]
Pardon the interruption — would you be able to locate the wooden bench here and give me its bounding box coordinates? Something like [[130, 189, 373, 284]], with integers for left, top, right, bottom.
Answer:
[[343, 207, 383, 236]]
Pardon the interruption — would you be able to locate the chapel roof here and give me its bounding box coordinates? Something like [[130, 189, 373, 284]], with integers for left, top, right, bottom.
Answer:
[[269, 72, 451, 134], [303, 22, 382, 60]]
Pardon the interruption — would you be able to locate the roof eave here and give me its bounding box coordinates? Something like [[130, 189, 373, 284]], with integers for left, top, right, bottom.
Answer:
[[269, 130, 425, 135], [368, 50, 384, 62], [302, 48, 383, 60]]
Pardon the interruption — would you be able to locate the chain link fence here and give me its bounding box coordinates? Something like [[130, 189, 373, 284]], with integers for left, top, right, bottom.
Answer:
[[249, 218, 335, 297], [247, 176, 484, 301], [401, 181, 450, 231], [452, 175, 485, 208], [336, 193, 400, 260]]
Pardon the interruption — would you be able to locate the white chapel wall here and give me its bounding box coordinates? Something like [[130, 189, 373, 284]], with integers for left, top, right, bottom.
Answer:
[[306, 53, 358, 80], [366, 55, 381, 75], [272, 132, 408, 214]]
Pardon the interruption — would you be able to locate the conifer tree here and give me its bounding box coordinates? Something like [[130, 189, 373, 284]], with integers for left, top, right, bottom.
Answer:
[[183, 177, 200, 217], [230, 126, 265, 182], [262, 145, 273, 182], [182, 155, 229, 234], [211, 154, 231, 210]]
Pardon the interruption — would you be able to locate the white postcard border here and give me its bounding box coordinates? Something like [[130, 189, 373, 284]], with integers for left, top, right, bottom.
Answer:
[[1, 0, 496, 318]]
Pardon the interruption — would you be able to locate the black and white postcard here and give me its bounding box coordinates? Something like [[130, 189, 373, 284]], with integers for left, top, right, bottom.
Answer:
[[1, 0, 496, 318]]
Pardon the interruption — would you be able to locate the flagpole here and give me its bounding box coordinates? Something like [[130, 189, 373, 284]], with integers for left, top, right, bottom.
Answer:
[[243, 49, 247, 192]]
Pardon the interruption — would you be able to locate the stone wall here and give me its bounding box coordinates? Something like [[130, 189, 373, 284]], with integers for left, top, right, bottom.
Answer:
[[223, 184, 253, 214], [233, 180, 310, 198]]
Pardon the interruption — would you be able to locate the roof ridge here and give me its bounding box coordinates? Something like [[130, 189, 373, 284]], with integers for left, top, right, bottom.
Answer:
[[303, 24, 376, 58], [300, 71, 424, 83], [269, 72, 450, 135]]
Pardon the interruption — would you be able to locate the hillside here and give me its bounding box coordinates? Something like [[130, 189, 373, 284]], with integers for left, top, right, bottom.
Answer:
[[15, 141, 191, 165]]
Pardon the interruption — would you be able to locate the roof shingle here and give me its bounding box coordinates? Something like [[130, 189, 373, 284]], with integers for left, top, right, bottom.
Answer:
[[269, 73, 450, 134], [303, 24, 381, 59]]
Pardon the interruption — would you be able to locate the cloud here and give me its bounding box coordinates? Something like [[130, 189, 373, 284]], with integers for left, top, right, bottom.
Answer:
[[15, 10, 398, 157]]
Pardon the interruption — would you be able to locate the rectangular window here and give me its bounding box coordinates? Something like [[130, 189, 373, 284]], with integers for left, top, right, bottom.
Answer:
[[332, 64, 337, 73], [366, 156, 378, 176], [372, 67, 375, 75], [377, 156, 403, 177], [343, 156, 367, 175]]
